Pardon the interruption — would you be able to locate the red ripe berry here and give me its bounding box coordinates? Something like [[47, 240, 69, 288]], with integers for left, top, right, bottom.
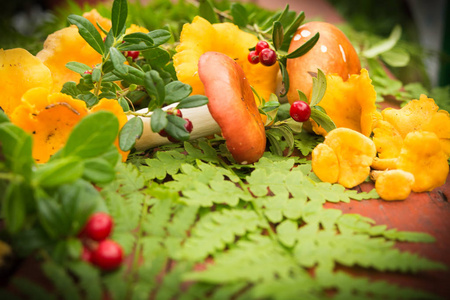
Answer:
[[255, 41, 270, 54], [126, 51, 140, 60], [92, 240, 123, 271], [259, 48, 277, 66], [83, 212, 113, 241], [184, 118, 193, 133], [158, 129, 169, 137], [84, 70, 92, 75], [81, 246, 93, 263], [290, 101, 311, 122], [170, 108, 183, 118], [247, 50, 259, 64]]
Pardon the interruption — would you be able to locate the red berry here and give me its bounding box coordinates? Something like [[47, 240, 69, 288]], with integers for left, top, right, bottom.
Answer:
[[126, 51, 140, 60], [255, 41, 270, 54], [84, 70, 92, 75], [158, 129, 169, 137], [169, 108, 183, 118], [184, 118, 193, 133], [81, 246, 93, 263], [92, 240, 123, 271], [247, 50, 259, 64], [290, 101, 311, 122], [259, 48, 277, 66], [83, 212, 113, 241]]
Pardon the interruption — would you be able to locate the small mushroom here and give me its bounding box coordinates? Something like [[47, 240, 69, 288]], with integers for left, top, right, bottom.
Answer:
[[198, 51, 266, 164], [375, 94, 450, 157], [372, 131, 449, 193], [371, 169, 415, 201], [311, 127, 376, 188]]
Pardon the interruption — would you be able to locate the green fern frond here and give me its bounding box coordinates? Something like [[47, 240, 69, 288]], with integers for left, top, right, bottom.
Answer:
[[177, 209, 266, 262]]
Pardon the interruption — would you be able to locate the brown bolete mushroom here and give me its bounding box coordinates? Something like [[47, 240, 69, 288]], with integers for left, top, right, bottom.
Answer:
[[132, 52, 266, 165], [286, 21, 361, 104], [198, 51, 266, 164]]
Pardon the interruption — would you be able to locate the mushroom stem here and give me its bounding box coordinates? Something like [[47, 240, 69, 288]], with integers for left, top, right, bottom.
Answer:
[[130, 104, 221, 151]]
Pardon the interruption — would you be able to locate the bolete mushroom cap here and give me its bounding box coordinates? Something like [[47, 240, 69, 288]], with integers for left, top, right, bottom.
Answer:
[[312, 128, 376, 188], [286, 21, 361, 104], [198, 51, 266, 164]]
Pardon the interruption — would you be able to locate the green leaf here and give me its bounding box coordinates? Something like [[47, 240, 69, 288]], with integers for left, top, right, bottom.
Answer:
[[67, 262, 102, 300], [0, 123, 34, 177], [148, 29, 172, 46], [62, 111, 119, 159], [0, 109, 10, 123], [309, 69, 327, 106], [165, 114, 189, 141], [144, 70, 165, 107], [114, 65, 145, 86], [34, 157, 84, 187], [91, 67, 101, 82], [119, 116, 143, 151], [279, 61, 289, 97], [362, 25, 402, 58], [381, 47, 410, 67], [230, 3, 248, 28], [164, 81, 192, 105], [277, 219, 298, 247], [143, 47, 171, 69], [2, 182, 29, 234], [83, 157, 116, 183], [280, 11, 305, 51], [67, 14, 104, 55], [61, 81, 81, 98], [309, 107, 336, 133], [11, 277, 57, 300], [111, 0, 128, 37], [123, 32, 154, 46], [150, 108, 168, 134], [286, 32, 319, 59], [297, 90, 308, 103], [42, 261, 81, 300], [198, 0, 218, 24], [65, 62, 91, 75], [177, 95, 209, 109], [109, 47, 128, 75], [272, 21, 284, 51]]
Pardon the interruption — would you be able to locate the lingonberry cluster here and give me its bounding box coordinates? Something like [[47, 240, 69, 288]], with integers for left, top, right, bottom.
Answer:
[[79, 212, 124, 271], [157, 109, 194, 142], [247, 41, 277, 67], [290, 101, 312, 122]]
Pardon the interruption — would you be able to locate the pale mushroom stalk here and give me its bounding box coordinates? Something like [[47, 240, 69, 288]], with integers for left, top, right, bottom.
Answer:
[[130, 103, 221, 151]]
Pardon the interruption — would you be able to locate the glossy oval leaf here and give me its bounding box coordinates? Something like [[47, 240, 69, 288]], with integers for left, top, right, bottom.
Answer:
[[65, 62, 91, 75], [34, 157, 84, 187], [177, 95, 209, 109], [119, 116, 143, 151], [165, 114, 189, 141], [67, 14, 104, 55], [309, 69, 327, 107], [144, 70, 165, 106], [63, 111, 119, 158], [82, 157, 116, 184], [109, 47, 128, 75], [150, 108, 167, 133], [164, 81, 192, 105], [231, 3, 248, 28], [148, 29, 172, 46], [310, 107, 336, 133], [199, 0, 219, 24], [111, 0, 128, 37]]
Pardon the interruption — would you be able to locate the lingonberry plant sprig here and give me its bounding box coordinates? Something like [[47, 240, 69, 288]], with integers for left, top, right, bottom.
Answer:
[[64, 0, 208, 150]]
